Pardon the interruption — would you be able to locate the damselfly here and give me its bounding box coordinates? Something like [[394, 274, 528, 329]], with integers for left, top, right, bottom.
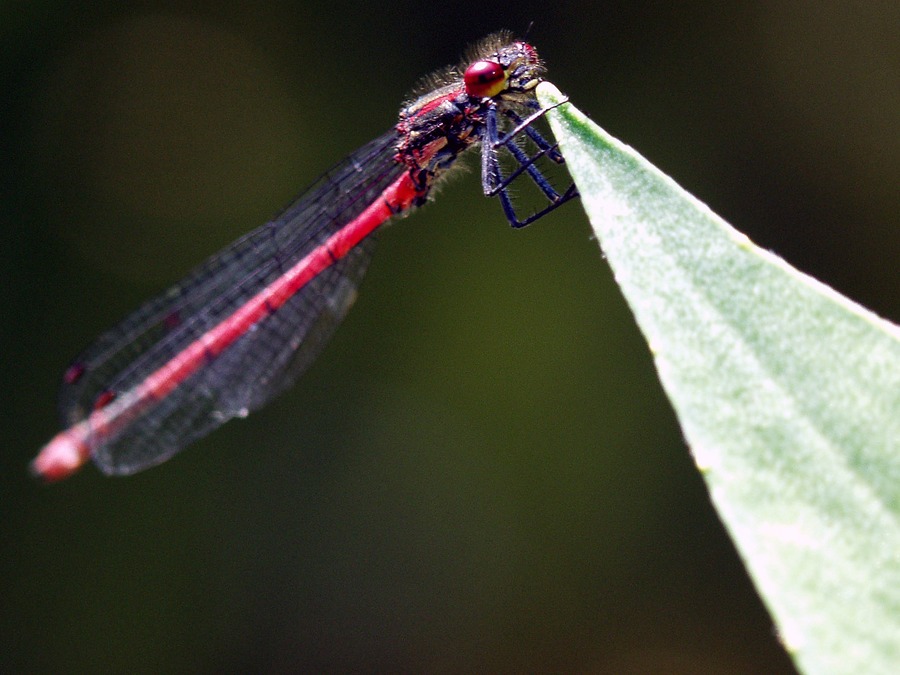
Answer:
[[32, 32, 577, 481]]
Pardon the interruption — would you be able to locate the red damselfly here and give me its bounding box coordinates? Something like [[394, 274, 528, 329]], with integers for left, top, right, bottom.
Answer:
[[32, 32, 577, 481]]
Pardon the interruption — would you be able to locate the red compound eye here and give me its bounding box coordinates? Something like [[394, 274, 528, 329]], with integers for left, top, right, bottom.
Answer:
[[464, 60, 506, 98]]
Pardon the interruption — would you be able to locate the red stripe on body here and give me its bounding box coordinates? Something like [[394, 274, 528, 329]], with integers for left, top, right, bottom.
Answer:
[[411, 89, 463, 116], [32, 172, 422, 481]]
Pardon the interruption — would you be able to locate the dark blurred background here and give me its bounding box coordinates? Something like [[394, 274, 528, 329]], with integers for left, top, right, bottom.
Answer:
[[2, 1, 896, 672]]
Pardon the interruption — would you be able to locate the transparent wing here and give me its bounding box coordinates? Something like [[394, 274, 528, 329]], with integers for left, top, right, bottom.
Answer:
[[58, 130, 403, 474]]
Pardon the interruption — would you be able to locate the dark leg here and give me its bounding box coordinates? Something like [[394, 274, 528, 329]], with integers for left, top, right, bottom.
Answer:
[[480, 101, 579, 228]]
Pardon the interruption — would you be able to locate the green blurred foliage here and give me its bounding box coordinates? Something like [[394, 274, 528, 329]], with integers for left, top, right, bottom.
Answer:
[[1, 1, 896, 672]]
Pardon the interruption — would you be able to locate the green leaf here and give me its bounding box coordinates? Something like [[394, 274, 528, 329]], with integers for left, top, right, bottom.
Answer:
[[537, 82, 900, 675]]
